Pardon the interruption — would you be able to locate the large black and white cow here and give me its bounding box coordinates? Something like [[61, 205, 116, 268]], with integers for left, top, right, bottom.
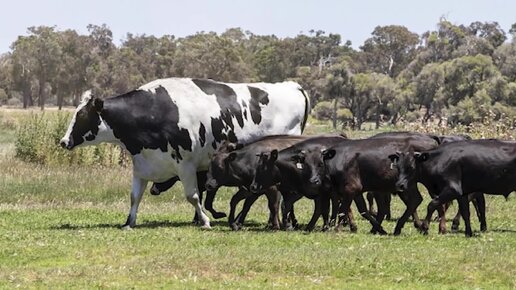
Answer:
[[60, 78, 310, 229], [391, 139, 516, 237]]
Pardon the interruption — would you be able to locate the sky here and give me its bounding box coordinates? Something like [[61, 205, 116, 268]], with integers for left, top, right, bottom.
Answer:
[[0, 0, 515, 53]]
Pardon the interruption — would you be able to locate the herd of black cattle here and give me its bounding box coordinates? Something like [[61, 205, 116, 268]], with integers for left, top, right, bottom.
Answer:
[[151, 132, 515, 237]]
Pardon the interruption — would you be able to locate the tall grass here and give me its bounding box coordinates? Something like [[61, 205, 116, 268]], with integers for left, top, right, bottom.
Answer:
[[14, 111, 125, 166]]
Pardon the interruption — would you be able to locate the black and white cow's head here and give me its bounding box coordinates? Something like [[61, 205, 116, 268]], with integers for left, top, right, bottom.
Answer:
[[60, 91, 105, 150]]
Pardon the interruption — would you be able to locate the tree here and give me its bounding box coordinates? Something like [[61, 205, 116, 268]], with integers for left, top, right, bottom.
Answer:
[[360, 25, 419, 77], [322, 62, 352, 129]]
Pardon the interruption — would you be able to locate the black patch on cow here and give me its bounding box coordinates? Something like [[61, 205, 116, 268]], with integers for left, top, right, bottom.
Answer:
[[212, 140, 217, 149], [100, 86, 192, 159], [247, 86, 269, 124], [199, 123, 206, 147], [193, 79, 244, 129], [227, 130, 237, 143], [69, 99, 102, 147]]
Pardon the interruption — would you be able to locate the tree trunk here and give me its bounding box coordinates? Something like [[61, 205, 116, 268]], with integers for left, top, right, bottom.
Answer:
[[57, 93, 63, 110], [332, 97, 338, 129], [38, 78, 45, 111]]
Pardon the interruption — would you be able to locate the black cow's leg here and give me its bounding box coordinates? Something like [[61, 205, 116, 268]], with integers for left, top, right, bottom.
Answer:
[[385, 193, 392, 220], [204, 189, 227, 219], [393, 185, 422, 236], [354, 193, 387, 235], [375, 193, 388, 226], [228, 189, 250, 230], [422, 187, 459, 235], [282, 193, 302, 230], [474, 193, 487, 232], [233, 194, 261, 230], [451, 207, 462, 232], [122, 177, 149, 230], [366, 192, 376, 217], [457, 195, 473, 237], [321, 193, 331, 231], [329, 194, 339, 227], [306, 196, 322, 232], [265, 188, 281, 230]]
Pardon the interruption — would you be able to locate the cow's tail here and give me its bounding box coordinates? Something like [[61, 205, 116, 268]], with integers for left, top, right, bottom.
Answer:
[[298, 87, 311, 134]]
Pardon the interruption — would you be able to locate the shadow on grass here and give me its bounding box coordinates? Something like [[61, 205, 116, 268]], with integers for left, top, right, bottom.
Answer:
[[50, 219, 271, 231]]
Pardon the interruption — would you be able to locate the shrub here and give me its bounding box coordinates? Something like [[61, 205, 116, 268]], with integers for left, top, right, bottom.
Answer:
[[313, 101, 333, 120], [15, 112, 125, 166]]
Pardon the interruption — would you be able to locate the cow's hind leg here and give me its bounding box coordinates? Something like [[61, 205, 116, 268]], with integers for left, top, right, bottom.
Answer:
[[457, 194, 473, 237], [422, 186, 460, 235], [122, 176, 148, 230], [472, 193, 487, 232], [354, 193, 387, 235]]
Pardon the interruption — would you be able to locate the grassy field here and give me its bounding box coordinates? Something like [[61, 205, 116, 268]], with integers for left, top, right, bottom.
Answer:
[[0, 109, 515, 289]]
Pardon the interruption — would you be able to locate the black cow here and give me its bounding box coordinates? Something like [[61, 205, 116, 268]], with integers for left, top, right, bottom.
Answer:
[[367, 132, 486, 233], [205, 135, 309, 230], [316, 136, 440, 235], [392, 139, 516, 237], [250, 135, 350, 231]]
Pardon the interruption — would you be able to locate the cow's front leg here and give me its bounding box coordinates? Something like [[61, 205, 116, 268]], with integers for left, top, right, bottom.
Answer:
[[122, 176, 148, 230], [179, 166, 210, 229], [394, 185, 422, 236]]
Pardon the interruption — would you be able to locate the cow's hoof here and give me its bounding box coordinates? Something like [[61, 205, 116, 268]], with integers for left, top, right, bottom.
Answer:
[[480, 225, 487, 232], [322, 225, 330, 232], [285, 225, 295, 231], [121, 224, 133, 231], [370, 228, 377, 234], [200, 224, 212, 230], [230, 223, 240, 231], [212, 212, 227, 219], [451, 225, 459, 233], [393, 229, 401, 236], [150, 188, 161, 196], [350, 225, 358, 233], [438, 228, 447, 235], [377, 229, 388, 235]]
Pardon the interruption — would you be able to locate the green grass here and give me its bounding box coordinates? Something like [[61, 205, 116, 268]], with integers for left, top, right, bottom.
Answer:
[[0, 109, 515, 289]]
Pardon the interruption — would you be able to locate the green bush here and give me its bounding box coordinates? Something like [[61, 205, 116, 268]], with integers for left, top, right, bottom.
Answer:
[[15, 112, 125, 166]]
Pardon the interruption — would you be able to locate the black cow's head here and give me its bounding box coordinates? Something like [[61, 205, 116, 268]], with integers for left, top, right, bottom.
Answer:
[[389, 150, 429, 191], [60, 91, 104, 150], [249, 150, 279, 193], [205, 142, 243, 191]]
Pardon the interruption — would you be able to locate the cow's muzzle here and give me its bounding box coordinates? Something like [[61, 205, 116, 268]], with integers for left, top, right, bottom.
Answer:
[[309, 176, 322, 186], [60, 138, 73, 150]]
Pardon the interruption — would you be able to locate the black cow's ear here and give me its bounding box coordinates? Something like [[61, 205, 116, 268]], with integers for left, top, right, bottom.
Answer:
[[322, 149, 336, 160], [270, 149, 278, 162], [414, 152, 429, 162], [227, 152, 237, 162], [93, 97, 104, 112], [388, 153, 400, 163]]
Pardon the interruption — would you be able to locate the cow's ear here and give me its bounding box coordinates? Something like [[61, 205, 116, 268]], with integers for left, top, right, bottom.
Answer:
[[270, 149, 278, 162], [388, 152, 400, 163], [93, 97, 103, 112], [235, 143, 244, 150], [414, 152, 429, 162], [227, 152, 237, 162], [322, 149, 336, 161]]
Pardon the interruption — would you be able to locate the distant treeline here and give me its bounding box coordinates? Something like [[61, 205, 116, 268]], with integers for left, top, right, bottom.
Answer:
[[0, 19, 515, 129]]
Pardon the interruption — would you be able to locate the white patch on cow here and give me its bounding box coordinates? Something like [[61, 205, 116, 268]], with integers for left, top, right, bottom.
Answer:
[[60, 91, 92, 145]]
